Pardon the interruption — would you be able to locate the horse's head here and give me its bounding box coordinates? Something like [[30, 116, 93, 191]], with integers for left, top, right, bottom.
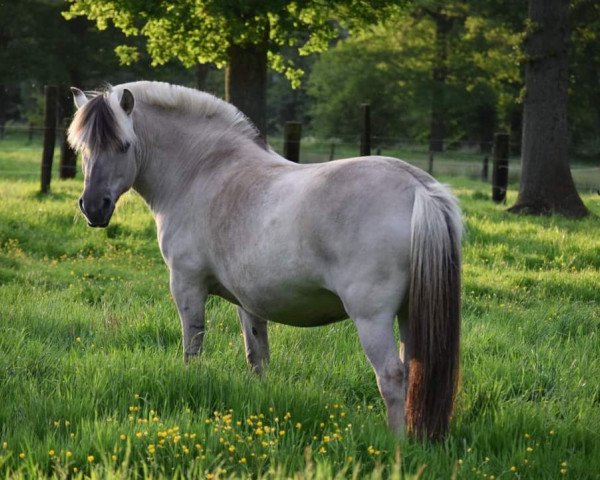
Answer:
[[68, 87, 138, 228]]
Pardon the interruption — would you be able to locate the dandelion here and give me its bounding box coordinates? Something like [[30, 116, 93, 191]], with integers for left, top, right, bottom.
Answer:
[[279, 430, 285, 437], [549, 430, 555, 436], [2, 442, 7, 449], [347, 456, 353, 463], [87, 455, 94, 463], [560, 469, 568, 475], [53, 421, 60, 427], [524, 433, 530, 439], [73, 467, 79, 473], [323, 436, 331, 443], [112, 455, 117, 461], [561, 462, 567, 467], [76, 337, 81, 342], [134, 394, 140, 399], [135, 432, 143, 439], [510, 466, 517, 472], [295, 423, 302, 430], [19, 452, 25, 459], [65, 420, 70, 426], [228, 446, 236, 453], [48, 449, 55, 456], [367, 405, 374, 411], [66, 451, 73, 458], [239, 457, 247, 464], [120, 434, 127, 440], [367, 446, 376, 455], [458, 459, 463, 465], [318, 446, 326, 454]]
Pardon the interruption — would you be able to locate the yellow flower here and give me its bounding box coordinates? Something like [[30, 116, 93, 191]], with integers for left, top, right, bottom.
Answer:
[[76, 337, 81, 342], [19, 452, 25, 459], [87, 455, 94, 463], [318, 446, 326, 454], [134, 394, 140, 399], [526, 447, 533, 453], [53, 421, 60, 427], [112, 455, 117, 461], [347, 456, 353, 463], [73, 467, 78, 473], [510, 466, 517, 472], [458, 459, 463, 465], [323, 436, 331, 443], [135, 432, 143, 439], [279, 430, 285, 436], [2, 442, 7, 449], [561, 462, 568, 467], [549, 430, 555, 436], [228, 446, 236, 453], [48, 449, 55, 456], [66, 451, 73, 458], [560, 469, 568, 475], [239, 457, 247, 464], [295, 423, 302, 430], [120, 434, 127, 440]]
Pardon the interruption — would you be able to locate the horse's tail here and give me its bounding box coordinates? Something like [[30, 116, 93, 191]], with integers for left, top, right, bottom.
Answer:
[[405, 182, 462, 440]]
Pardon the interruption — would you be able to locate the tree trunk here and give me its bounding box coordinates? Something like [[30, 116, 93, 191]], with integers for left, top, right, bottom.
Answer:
[[509, 0, 587, 218], [428, 12, 452, 153], [225, 40, 268, 138], [478, 104, 496, 154]]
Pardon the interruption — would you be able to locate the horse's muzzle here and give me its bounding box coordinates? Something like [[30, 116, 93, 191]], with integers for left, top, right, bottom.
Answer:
[[79, 195, 114, 228]]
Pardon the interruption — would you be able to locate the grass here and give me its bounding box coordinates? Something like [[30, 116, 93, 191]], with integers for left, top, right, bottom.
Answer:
[[0, 138, 599, 479]]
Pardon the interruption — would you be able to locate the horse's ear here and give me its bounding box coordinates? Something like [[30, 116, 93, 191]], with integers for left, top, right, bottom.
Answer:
[[71, 87, 88, 110], [120, 89, 134, 115]]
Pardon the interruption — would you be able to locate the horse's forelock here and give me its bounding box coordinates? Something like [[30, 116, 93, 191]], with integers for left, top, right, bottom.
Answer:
[[68, 92, 127, 154]]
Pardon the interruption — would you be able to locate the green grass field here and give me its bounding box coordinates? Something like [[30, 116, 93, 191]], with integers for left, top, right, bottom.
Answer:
[[0, 139, 599, 479]]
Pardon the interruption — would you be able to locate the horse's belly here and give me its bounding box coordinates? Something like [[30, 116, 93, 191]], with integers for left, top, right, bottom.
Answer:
[[244, 286, 347, 327]]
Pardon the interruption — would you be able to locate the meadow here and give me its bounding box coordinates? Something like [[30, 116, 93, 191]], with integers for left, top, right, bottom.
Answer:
[[0, 138, 599, 479]]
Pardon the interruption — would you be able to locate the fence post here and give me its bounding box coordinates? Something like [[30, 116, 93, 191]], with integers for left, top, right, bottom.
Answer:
[[491, 132, 509, 203], [283, 121, 302, 163], [40, 85, 58, 194], [482, 155, 489, 181], [329, 141, 336, 161], [59, 86, 77, 179], [360, 103, 371, 156], [428, 151, 434, 175]]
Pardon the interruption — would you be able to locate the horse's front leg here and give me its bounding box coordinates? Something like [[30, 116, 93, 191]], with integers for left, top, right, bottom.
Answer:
[[237, 307, 270, 375], [170, 270, 207, 363]]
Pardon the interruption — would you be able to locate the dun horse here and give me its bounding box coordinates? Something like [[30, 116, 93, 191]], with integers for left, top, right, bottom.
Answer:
[[68, 82, 462, 439]]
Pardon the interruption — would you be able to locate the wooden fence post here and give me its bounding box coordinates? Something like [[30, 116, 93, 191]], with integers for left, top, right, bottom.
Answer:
[[40, 85, 58, 194], [428, 151, 434, 175], [329, 141, 336, 161], [283, 121, 302, 163], [360, 103, 371, 156], [482, 155, 489, 181], [59, 86, 77, 179], [491, 132, 509, 203]]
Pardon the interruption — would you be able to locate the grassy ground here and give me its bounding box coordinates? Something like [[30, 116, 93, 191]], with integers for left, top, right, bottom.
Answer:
[[0, 140, 599, 479]]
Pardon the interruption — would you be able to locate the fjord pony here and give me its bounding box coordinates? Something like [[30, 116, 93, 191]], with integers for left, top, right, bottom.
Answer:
[[68, 82, 461, 440]]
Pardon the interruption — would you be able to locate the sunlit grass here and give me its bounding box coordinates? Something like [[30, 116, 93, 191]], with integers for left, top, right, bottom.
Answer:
[[0, 148, 599, 478]]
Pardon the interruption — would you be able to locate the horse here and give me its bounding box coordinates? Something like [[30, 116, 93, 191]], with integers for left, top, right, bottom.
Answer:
[[68, 81, 462, 440]]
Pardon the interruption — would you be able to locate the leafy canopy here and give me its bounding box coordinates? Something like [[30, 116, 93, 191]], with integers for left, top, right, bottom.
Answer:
[[64, 0, 398, 87]]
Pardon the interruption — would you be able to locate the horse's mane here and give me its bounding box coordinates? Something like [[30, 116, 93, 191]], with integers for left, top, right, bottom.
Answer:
[[68, 81, 265, 153]]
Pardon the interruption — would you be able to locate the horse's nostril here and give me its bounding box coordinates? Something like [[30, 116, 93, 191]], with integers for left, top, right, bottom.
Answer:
[[78, 197, 84, 213], [102, 197, 112, 211]]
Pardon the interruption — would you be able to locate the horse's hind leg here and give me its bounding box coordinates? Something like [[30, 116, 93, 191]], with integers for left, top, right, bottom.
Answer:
[[353, 315, 406, 435], [237, 307, 270, 375]]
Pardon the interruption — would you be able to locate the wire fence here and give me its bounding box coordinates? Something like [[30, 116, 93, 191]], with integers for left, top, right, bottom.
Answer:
[[1, 126, 599, 192]]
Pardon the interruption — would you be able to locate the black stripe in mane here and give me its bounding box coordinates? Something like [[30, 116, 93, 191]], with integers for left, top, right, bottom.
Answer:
[[79, 94, 124, 152]]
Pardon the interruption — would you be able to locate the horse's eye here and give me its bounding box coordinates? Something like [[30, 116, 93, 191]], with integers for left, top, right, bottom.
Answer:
[[118, 142, 130, 154]]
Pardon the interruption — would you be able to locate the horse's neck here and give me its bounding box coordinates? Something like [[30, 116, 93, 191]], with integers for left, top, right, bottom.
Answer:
[[132, 104, 276, 215]]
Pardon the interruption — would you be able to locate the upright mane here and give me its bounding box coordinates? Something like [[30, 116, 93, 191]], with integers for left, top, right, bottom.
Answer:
[[68, 81, 265, 154]]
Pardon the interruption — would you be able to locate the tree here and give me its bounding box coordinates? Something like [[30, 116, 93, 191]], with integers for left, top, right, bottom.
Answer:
[[508, 0, 588, 218], [307, 8, 522, 146], [64, 0, 396, 136]]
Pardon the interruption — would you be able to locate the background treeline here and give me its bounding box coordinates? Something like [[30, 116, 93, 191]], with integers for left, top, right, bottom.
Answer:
[[1, 0, 599, 162]]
